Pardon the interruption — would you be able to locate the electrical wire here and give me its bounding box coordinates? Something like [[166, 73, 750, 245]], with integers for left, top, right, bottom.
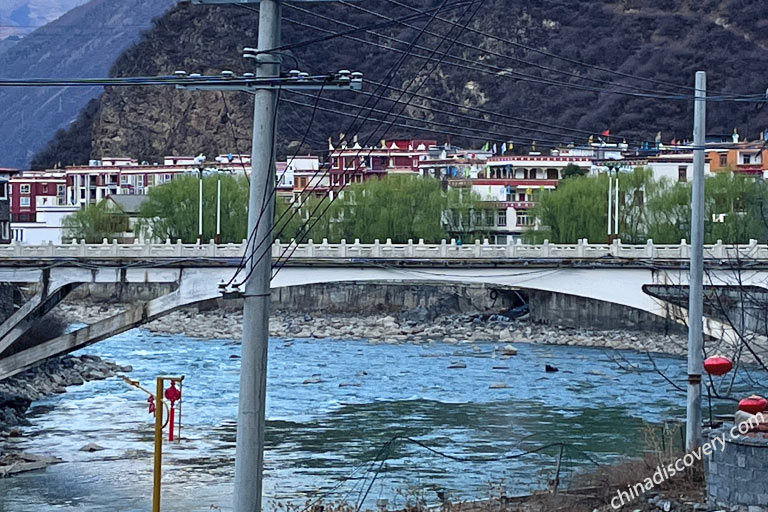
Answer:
[[220, 91, 251, 179], [239, 0, 475, 56], [0, 75, 331, 87], [288, 89, 605, 147], [280, 15, 766, 103], [269, 0, 483, 280], [229, 0, 460, 286], [226, 84, 325, 286], [339, 0, 682, 98], [380, 0, 739, 97]]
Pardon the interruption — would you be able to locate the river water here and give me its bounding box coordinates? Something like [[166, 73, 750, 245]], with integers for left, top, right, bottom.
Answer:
[[0, 329, 704, 511]]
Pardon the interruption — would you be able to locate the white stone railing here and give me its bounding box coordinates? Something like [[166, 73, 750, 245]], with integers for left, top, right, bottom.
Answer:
[[0, 238, 767, 260]]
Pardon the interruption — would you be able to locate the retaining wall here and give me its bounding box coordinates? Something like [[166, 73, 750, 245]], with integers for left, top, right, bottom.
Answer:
[[707, 428, 768, 511]]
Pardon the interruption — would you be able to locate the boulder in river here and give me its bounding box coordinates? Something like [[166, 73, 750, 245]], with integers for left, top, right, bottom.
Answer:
[[79, 443, 106, 452], [500, 344, 518, 356]]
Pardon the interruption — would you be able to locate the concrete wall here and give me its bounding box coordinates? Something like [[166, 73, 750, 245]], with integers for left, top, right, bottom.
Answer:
[[64, 281, 517, 315], [528, 289, 684, 333], [708, 428, 768, 510], [54, 281, 677, 333], [268, 281, 517, 314]]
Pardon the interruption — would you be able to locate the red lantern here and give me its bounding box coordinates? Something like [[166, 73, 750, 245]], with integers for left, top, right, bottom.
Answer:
[[164, 381, 182, 442], [704, 355, 733, 376], [738, 395, 768, 415]]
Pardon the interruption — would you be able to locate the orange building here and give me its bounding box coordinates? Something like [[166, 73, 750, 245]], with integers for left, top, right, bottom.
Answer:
[[707, 143, 768, 176]]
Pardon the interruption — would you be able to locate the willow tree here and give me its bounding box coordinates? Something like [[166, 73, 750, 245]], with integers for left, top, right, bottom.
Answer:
[[526, 174, 611, 243], [138, 174, 247, 242], [62, 200, 128, 243], [306, 175, 484, 243], [706, 172, 767, 244]]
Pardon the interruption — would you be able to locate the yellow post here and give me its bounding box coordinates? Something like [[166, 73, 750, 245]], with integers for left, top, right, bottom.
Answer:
[[153, 377, 164, 512]]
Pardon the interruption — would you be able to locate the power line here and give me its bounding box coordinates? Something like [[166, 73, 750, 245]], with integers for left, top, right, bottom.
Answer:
[[270, 0, 485, 279], [286, 90, 583, 147], [0, 74, 330, 87], [228, 0, 458, 286], [281, 14, 766, 103], [380, 0, 731, 96], [238, 0, 474, 283], [237, 0, 474, 55], [338, 0, 678, 98]]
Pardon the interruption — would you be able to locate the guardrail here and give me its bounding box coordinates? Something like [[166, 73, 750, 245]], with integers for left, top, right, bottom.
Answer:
[[0, 238, 767, 260]]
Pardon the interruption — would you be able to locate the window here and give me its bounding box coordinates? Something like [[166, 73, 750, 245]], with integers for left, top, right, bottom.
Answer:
[[12, 228, 23, 242], [678, 166, 687, 183], [719, 154, 727, 167], [547, 168, 559, 180], [137, 175, 144, 186], [743, 154, 751, 165], [473, 210, 482, 226], [120, 175, 129, 184], [20, 197, 30, 207], [20, 184, 30, 194], [516, 212, 532, 226], [164, 174, 172, 182], [57, 185, 65, 196], [497, 209, 507, 227], [0, 182, 6, 199], [485, 210, 494, 226]]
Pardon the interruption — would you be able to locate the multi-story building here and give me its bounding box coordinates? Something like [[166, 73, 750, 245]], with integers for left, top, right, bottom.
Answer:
[[9, 154, 253, 243], [9, 170, 76, 243], [0, 168, 18, 244], [646, 152, 712, 183], [707, 143, 768, 176], [286, 155, 324, 204], [328, 137, 436, 187], [444, 154, 592, 242]]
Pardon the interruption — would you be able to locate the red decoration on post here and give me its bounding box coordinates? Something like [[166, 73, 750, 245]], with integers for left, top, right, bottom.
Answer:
[[164, 381, 182, 442], [739, 395, 768, 415], [147, 396, 156, 415], [704, 355, 733, 376]]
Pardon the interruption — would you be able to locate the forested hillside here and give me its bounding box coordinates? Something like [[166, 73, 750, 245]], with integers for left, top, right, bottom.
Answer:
[[31, 0, 768, 168]]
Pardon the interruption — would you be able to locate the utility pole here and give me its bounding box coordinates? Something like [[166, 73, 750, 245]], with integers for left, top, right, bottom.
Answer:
[[198, 170, 204, 242], [607, 175, 613, 240], [687, 70, 706, 451], [235, 1, 280, 509], [176, 3, 362, 510], [216, 175, 222, 243]]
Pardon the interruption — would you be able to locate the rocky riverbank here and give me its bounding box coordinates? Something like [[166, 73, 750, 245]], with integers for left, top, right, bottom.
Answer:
[[0, 354, 132, 475], [57, 301, 690, 357]]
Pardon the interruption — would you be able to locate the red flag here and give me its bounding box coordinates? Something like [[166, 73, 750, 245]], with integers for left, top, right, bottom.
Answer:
[[601, 129, 610, 137]]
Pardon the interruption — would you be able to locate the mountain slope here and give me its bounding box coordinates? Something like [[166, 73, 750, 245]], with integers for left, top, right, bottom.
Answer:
[[31, 0, 768, 168], [0, 0, 175, 169], [0, 0, 89, 40]]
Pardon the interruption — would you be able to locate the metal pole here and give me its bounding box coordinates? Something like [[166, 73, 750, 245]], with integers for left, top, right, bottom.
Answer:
[[198, 172, 204, 241], [687, 70, 706, 451], [152, 377, 164, 512], [216, 175, 222, 243], [607, 176, 613, 238], [614, 177, 619, 236], [234, 0, 280, 510]]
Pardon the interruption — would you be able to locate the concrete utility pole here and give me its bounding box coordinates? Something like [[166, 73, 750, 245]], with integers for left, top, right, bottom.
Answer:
[[687, 70, 706, 451], [235, 0, 280, 510]]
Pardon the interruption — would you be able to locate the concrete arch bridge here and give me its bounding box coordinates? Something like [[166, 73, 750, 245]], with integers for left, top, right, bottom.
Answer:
[[0, 238, 767, 380]]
